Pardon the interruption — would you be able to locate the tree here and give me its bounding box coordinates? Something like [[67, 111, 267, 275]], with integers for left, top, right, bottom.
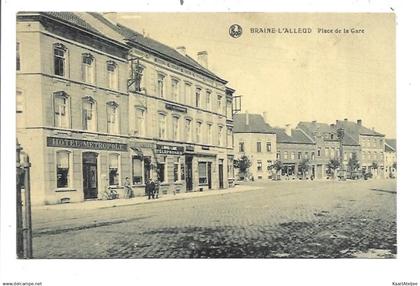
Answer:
[[298, 158, 311, 180], [327, 159, 340, 179], [268, 159, 283, 180], [234, 155, 252, 180], [348, 153, 360, 172]]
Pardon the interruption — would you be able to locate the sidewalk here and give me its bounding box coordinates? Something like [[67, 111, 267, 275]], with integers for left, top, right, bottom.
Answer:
[[33, 184, 262, 211]]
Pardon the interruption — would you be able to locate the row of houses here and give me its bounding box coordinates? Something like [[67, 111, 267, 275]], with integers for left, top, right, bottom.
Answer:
[[233, 112, 397, 180], [16, 12, 236, 205]]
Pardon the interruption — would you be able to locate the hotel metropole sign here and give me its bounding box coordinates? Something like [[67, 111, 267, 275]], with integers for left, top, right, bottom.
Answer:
[[47, 137, 128, 152]]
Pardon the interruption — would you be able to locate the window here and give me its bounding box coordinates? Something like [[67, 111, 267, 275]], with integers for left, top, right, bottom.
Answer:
[[53, 43, 66, 76], [331, 148, 336, 158], [298, 152, 302, 160], [82, 53, 95, 84], [284, 151, 288, 160], [157, 158, 165, 182], [217, 94, 223, 113], [180, 163, 185, 180], [257, 142, 262, 152], [325, 147, 330, 158], [317, 148, 321, 157], [198, 162, 208, 185], [185, 83, 192, 105], [56, 151, 70, 188], [195, 88, 201, 108], [267, 160, 272, 171], [218, 126, 223, 146], [206, 90, 211, 110], [207, 124, 212, 145], [239, 142, 245, 152], [330, 134, 334, 140], [185, 119, 192, 142], [344, 152, 348, 160], [171, 78, 179, 101], [159, 113, 166, 139], [106, 102, 119, 134], [227, 101, 233, 119], [132, 156, 143, 185], [267, 142, 272, 152], [157, 73, 165, 97], [291, 152, 295, 160], [16, 91, 24, 128], [257, 161, 262, 172], [174, 157, 180, 182], [196, 121, 202, 143], [305, 152, 309, 159], [16, 42, 21, 71], [135, 108, 145, 136], [54, 91, 70, 128], [173, 116, 180, 141], [82, 97, 97, 131], [107, 61, 118, 90], [311, 152, 315, 160], [109, 154, 120, 186], [227, 128, 233, 148]]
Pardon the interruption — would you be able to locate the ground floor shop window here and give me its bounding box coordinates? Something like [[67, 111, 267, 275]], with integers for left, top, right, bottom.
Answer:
[[132, 156, 143, 185], [180, 163, 185, 180], [198, 162, 208, 185], [56, 151, 70, 188], [109, 154, 120, 186]]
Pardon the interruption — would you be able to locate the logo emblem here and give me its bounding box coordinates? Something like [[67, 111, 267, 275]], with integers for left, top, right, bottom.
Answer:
[[229, 24, 243, 38]]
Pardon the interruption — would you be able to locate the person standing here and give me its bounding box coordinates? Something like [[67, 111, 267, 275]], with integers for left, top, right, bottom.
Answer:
[[155, 179, 160, 199], [123, 177, 133, 199], [150, 179, 156, 199]]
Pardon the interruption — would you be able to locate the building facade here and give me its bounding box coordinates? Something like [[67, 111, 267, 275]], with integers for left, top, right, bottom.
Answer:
[[273, 126, 316, 179], [384, 139, 397, 179], [17, 12, 235, 205], [233, 113, 277, 180]]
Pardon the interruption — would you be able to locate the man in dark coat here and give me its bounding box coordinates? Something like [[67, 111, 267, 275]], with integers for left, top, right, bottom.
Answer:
[[150, 180, 156, 199]]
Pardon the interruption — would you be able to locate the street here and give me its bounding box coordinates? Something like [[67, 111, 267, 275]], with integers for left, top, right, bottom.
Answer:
[[32, 179, 396, 258]]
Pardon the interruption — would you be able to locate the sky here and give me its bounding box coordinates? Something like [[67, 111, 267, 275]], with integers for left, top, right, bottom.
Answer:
[[109, 13, 395, 138]]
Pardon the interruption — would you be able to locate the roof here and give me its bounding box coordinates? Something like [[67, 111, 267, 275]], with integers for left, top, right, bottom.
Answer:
[[90, 13, 227, 84], [40, 12, 102, 35], [385, 139, 396, 152], [298, 121, 360, 146], [233, 113, 274, 134], [336, 120, 384, 137], [273, 127, 314, 145]]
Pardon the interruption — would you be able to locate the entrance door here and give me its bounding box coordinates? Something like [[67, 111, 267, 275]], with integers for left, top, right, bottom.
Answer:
[[207, 162, 212, 189], [218, 161, 224, 189], [144, 156, 151, 182], [83, 152, 98, 199], [186, 156, 193, 191]]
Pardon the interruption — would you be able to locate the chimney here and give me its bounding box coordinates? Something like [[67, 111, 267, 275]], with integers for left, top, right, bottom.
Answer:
[[357, 119, 362, 126], [285, 124, 292, 136], [262, 112, 268, 123], [245, 111, 249, 126], [197, 51, 208, 68], [176, 46, 186, 56]]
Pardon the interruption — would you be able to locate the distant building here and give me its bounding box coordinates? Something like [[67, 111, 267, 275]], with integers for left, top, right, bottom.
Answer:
[[272, 126, 315, 179], [384, 139, 397, 178], [233, 113, 276, 180], [336, 119, 385, 178], [297, 121, 361, 179]]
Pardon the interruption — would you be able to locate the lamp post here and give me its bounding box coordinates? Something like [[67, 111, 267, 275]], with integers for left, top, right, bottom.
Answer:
[[337, 128, 346, 181]]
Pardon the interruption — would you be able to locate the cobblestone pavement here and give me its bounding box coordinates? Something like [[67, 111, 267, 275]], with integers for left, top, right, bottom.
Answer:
[[31, 179, 396, 258]]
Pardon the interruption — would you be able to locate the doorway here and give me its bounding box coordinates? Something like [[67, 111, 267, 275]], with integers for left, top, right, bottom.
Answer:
[[207, 162, 212, 189], [83, 152, 98, 199], [218, 159, 224, 189], [186, 156, 193, 191]]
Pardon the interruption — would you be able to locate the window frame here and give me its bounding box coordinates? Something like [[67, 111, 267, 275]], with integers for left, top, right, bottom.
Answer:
[[107, 60, 119, 90], [56, 150, 72, 189], [53, 91, 71, 128], [82, 96, 97, 132], [108, 153, 121, 187], [82, 53, 96, 84], [53, 43, 67, 77], [106, 101, 119, 134]]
